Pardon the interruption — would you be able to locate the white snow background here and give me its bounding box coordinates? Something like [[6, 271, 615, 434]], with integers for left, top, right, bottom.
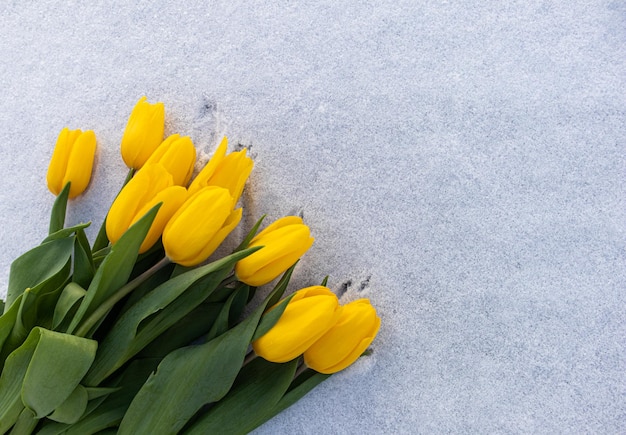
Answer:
[[0, 1, 624, 433]]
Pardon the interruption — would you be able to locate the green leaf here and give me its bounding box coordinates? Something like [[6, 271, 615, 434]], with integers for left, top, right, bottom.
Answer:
[[117, 277, 286, 435], [0, 328, 97, 431], [21, 329, 97, 418], [91, 215, 110, 253], [0, 328, 29, 432], [1, 261, 71, 361], [47, 384, 89, 424], [66, 205, 159, 335], [52, 282, 87, 330], [36, 358, 158, 435], [84, 386, 121, 401], [49, 182, 71, 235], [234, 214, 266, 251], [251, 263, 299, 341], [15, 260, 71, 332], [73, 228, 95, 288], [5, 236, 75, 312], [84, 247, 259, 386], [185, 358, 297, 434], [9, 408, 37, 435], [0, 296, 21, 358], [270, 369, 331, 418], [137, 302, 222, 359], [251, 294, 294, 343], [205, 284, 249, 342], [42, 222, 91, 244]]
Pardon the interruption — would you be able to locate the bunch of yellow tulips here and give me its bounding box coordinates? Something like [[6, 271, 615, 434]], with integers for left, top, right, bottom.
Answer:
[[0, 96, 380, 434]]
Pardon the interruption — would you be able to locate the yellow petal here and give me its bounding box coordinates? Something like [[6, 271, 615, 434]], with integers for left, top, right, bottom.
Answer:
[[131, 186, 188, 253], [120, 97, 165, 169], [162, 186, 234, 265], [252, 292, 342, 363], [304, 299, 381, 374], [235, 221, 314, 286], [187, 136, 228, 195], [46, 127, 81, 195], [106, 164, 173, 243], [63, 130, 97, 198]]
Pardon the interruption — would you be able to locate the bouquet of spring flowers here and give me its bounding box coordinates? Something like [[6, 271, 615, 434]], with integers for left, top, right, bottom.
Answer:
[[0, 97, 380, 434]]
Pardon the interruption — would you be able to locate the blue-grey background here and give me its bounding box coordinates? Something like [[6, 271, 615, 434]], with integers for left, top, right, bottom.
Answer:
[[0, 1, 624, 433]]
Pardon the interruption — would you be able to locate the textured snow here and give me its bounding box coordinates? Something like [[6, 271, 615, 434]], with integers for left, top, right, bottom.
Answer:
[[0, 1, 624, 433]]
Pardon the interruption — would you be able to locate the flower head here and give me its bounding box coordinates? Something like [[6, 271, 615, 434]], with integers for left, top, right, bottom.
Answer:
[[46, 127, 97, 199], [235, 216, 314, 286], [252, 286, 342, 363], [106, 164, 187, 253], [304, 298, 380, 374], [120, 96, 165, 169], [188, 137, 253, 206], [145, 134, 196, 186], [162, 186, 242, 267]]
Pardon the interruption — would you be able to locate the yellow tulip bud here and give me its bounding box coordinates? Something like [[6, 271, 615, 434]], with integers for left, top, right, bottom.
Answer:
[[46, 127, 96, 199], [252, 286, 343, 363], [162, 186, 242, 267], [234, 216, 314, 287], [106, 164, 187, 253], [120, 96, 165, 169], [304, 298, 381, 374], [188, 136, 253, 206], [144, 134, 196, 186]]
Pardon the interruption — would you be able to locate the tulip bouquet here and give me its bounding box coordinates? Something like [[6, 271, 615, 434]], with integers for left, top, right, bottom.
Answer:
[[0, 97, 380, 434]]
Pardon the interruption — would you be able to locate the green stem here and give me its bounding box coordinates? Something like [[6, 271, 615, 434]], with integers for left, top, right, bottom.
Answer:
[[75, 257, 171, 337], [294, 361, 308, 379], [243, 351, 257, 366]]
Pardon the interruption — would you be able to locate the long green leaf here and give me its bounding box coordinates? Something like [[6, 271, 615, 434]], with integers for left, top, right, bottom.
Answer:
[[42, 222, 91, 244], [52, 283, 87, 330], [137, 302, 222, 359], [9, 408, 37, 435], [205, 284, 249, 342], [268, 369, 331, 418], [21, 328, 97, 418], [0, 296, 21, 359], [1, 261, 71, 362], [73, 228, 95, 288], [37, 357, 160, 435], [117, 278, 286, 434], [84, 248, 259, 386], [185, 358, 297, 434], [48, 182, 71, 235], [66, 206, 159, 335], [5, 236, 74, 312], [0, 328, 97, 431], [47, 384, 89, 424]]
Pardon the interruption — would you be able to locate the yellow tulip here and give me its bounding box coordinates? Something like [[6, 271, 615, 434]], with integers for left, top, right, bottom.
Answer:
[[46, 127, 96, 199], [252, 286, 342, 363], [106, 164, 187, 253], [187, 136, 253, 205], [162, 186, 242, 267], [234, 216, 314, 287], [144, 134, 196, 186], [120, 96, 165, 169], [304, 298, 380, 374]]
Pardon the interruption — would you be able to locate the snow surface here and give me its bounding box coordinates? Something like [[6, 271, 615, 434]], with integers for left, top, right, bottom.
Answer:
[[0, 1, 624, 433]]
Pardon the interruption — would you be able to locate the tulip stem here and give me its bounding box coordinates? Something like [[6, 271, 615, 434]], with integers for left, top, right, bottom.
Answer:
[[75, 257, 171, 337], [294, 362, 309, 379], [243, 351, 257, 366]]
